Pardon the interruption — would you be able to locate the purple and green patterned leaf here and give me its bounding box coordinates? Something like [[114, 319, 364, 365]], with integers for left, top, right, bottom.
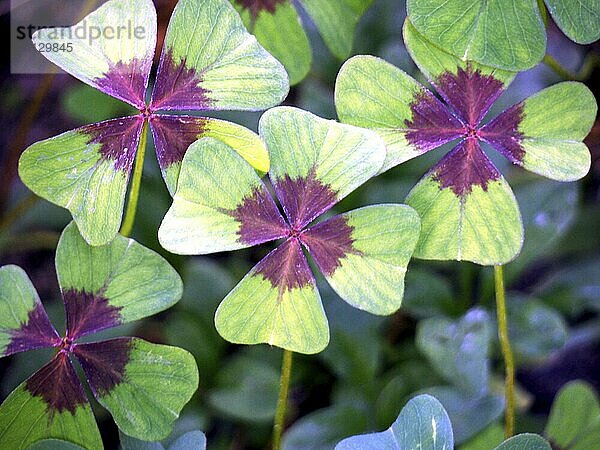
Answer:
[[73, 338, 198, 441], [215, 238, 329, 354], [336, 20, 595, 267], [0, 352, 102, 450], [159, 138, 288, 254], [260, 106, 386, 229], [32, 0, 156, 109], [232, 0, 311, 85], [56, 222, 182, 339], [149, 115, 270, 194], [405, 139, 523, 265], [335, 55, 464, 173], [18, 116, 145, 246], [481, 82, 596, 182], [0, 265, 59, 357], [151, 0, 288, 111], [403, 20, 516, 126], [300, 205, 420, 315]]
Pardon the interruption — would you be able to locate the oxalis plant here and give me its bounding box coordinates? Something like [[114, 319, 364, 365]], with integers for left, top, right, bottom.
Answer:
[[336, 20, 596, 266], [19, 0, 288, 246], [335, 15, 596, 442], [0, 223, 198, 449], [1, 0, 599, 448], [158, 106, 421, 445], [159, 106, 421, 353]]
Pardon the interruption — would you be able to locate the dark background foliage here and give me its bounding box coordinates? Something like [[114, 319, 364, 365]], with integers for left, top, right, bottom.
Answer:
[[0, 0, 599, 448]]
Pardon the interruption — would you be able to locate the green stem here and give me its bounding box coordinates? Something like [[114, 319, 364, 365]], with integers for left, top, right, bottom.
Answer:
[[537, 0, 548, 28], [119, 122, 148, 238], [272, 349, 293, 450], [543, 53, 600, 81], [494, 265, 515, 438], [543, 54, 577, 80]]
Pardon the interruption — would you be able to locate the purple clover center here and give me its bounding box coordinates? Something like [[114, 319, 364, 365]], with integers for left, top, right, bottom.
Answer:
[[140, 105, 154, 119], [403, 65, 526, 197], [464, 125, 479, 139], [287, 226, 303, 239], [58, 336, 75, 353]]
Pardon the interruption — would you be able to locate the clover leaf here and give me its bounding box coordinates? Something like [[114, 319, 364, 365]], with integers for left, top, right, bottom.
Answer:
[[120, 429, 207, 450], [336, 394, 551, 450], [544, 381, 600, 450], [407, 0, 600, 71], [335, 20, 597, 265], [0, 223, 198, 449], [158, 107, 421, 354], [417, 309, 492, 397], [336, 394, 454, 450], [495, 434, 552, 450], [19, 0, 289, 246], [544, 0, 600, 45], [232, 0, 374, 84], [416, 309, 504, 442]]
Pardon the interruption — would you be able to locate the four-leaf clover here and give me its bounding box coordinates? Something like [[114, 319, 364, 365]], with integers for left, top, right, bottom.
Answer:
[[335, 20, 597, 265], [0, 223, 198, 449], [158, 107, 421, 354], [19, 0, 289, 245]]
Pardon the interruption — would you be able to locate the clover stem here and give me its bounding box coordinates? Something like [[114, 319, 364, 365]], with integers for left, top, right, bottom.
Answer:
[[543, 54, 577, 80], [537, 0, 548, 28], [120, 121, 148, 238], [543, 53, 600, 81], [273, 349, 293, 450], [494, 264, 515, 438]]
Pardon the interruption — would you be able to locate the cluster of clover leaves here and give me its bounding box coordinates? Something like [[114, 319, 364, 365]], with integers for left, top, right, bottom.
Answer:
[[336, 381, 600, 449], [0, 0, 597, 448]]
